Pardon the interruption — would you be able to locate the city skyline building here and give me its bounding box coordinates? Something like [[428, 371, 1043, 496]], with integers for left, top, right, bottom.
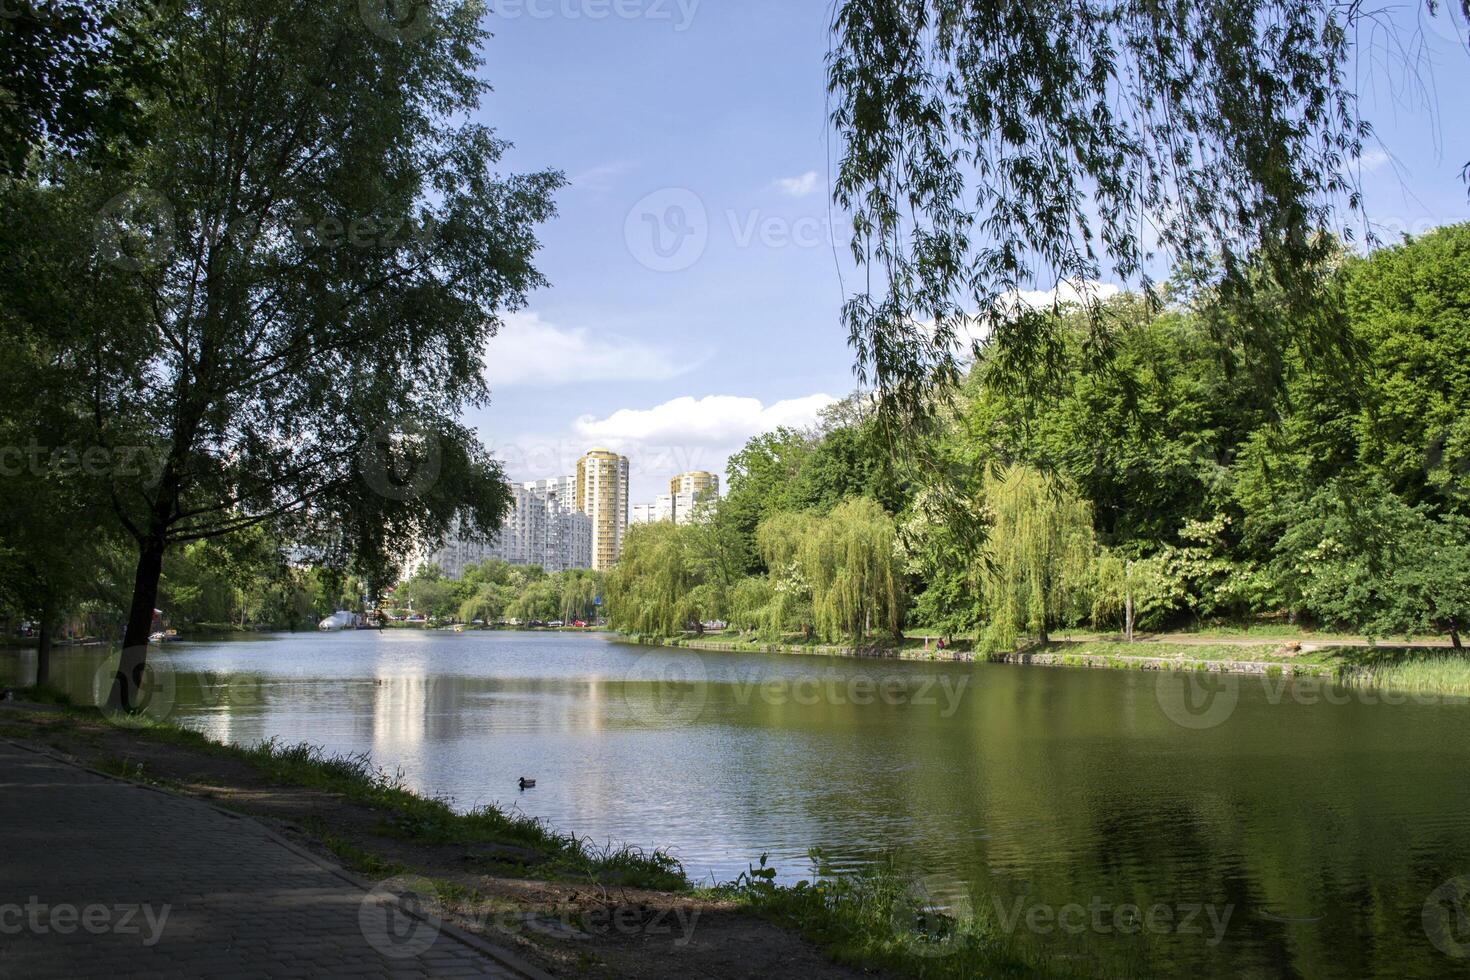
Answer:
[[631, 471, 721, 527], [425, 479, 592, 578], [577, 448, 631, 571]]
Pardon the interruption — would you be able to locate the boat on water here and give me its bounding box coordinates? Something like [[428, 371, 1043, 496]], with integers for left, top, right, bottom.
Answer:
[[318, 611, 361, 631], [148, 629, 181, 643]]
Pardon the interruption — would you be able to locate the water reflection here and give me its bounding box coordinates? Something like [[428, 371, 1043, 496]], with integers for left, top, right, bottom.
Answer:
[[4, 632, 1470, 978]]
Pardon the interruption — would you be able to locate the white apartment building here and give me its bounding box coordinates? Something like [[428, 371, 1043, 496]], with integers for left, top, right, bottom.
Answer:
[[630, 471, 720, 527], [426, 479, 592, 578]]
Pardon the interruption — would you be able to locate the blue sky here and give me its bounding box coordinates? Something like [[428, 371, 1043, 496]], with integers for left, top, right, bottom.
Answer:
[[465, 0, 1470, 503]]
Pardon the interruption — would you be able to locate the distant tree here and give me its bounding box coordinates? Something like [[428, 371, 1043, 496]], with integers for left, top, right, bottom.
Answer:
[[979, 466, 1095, 650], [1274, 478, 1470, 645], [1093, 552, 1172, 642], [756, 500, 905, 643], [607, 523, 703, 636]]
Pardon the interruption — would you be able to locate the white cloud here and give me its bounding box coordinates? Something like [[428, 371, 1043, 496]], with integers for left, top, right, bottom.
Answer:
[[775, 170, 821, 198], [1357, 148, 1390, 172], [918, 280, 1126, 352], [574, 393, 837, 447], [484, 311, 694, 388], [566, 393, 839, 495], [1004, 279, 1123, 313]]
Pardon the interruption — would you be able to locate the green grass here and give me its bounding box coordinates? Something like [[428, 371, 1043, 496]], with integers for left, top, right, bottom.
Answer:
[[1329, 647, 1470, 698], [721, 851, 1061, 979], [80, 717, 688, 891]]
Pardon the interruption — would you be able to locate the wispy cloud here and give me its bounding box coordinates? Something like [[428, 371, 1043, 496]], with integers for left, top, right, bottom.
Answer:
[[1357, 148, 1390, 173], [484, 311, 696, 388], [775, 170, 821, 198], [569, 161, 635, 192]]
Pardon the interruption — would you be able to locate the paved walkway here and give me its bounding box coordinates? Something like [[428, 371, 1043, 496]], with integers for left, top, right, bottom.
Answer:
[[0, 740, 538, 979]]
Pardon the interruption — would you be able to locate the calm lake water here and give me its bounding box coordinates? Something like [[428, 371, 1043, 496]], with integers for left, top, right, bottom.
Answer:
[[6, 631, 1470, 978]]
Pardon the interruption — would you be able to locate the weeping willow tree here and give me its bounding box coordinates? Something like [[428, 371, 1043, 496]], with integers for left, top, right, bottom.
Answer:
[[756, 511, 820, 638], [559, 571, 602, 623], [828, 0, 1470, 425], [728, 576, 776, 634], [757, 499, 905, 643], [606, 522, 701, 636], [980, 466, 1096, 651]]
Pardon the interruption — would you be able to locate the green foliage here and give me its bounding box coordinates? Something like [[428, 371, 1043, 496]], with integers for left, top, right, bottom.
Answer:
[[606, 522, 704, 635], [1273, 479, 1470, 641], [728, 852, 1047, 979], [754, 503, 908, 643], [829, 0, 1377, 425], [978, 467, 1096, 651], [396, 562, 603, 625]]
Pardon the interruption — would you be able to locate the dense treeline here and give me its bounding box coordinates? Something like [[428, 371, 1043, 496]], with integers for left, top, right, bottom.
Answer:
[[395, 563, 604, 625], [610, 227, 1470, 650]]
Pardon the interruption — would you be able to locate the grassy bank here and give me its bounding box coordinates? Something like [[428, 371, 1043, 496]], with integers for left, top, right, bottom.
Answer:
[[627, 630, 1470, 698], [0, 689, 1054, 979]]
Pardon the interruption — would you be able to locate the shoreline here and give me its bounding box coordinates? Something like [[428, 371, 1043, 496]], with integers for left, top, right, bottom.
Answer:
[[624, 632, 1470, 694]]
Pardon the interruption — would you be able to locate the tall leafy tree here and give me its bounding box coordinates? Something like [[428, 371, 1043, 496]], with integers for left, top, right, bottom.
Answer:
[[30, 0, 560, 707], [0, 0, 165, 176]]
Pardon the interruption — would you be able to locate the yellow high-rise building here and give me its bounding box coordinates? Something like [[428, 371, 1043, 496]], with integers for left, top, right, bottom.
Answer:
[[669, 471, 720, 498], [576, 449, 630, 571]]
